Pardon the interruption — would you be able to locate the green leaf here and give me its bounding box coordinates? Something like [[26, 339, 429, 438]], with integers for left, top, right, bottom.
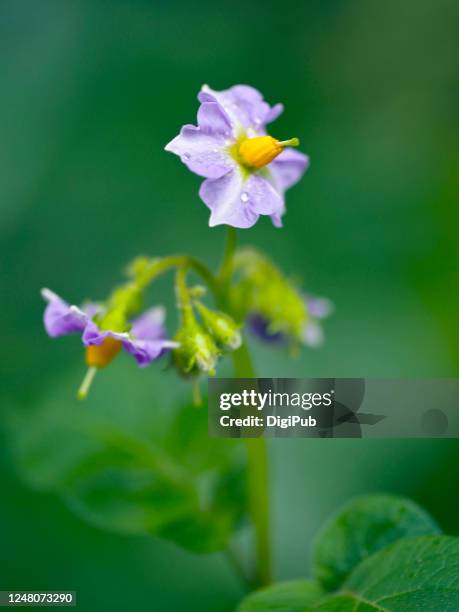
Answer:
[[67, 406, 247, 553], [6, 371, 247, 554], [312, 594, 378, 610], [60, 436, 196, 535], [238, 503, 456, 612], [237, 579, 324, 612], [336, 536, 459, 611], [313, 494, 440, 591]]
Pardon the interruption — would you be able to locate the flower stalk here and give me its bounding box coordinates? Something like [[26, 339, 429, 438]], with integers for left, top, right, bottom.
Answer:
[[219, 227, 272, 587], [218, 226, 238, 290], [232, 343, 272, 587]]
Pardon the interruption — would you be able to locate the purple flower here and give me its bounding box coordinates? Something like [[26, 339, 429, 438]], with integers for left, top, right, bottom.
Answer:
[[165, 84, 309, 229], [41, 288, 176, 368], [248, 294, 332, 348]]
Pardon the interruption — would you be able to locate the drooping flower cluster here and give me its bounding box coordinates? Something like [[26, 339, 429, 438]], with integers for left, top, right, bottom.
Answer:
[[166, 84, 309, 228]]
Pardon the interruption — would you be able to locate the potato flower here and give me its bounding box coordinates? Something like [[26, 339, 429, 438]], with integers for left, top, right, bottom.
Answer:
[[41, 288, 177, 397], [165, 84, 309, 228]]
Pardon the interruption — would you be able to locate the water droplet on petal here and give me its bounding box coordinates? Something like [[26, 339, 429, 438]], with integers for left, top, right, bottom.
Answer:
[[183, 153, 190, 160], [240, 192, 249, 203], [212, 148, 219, 153]]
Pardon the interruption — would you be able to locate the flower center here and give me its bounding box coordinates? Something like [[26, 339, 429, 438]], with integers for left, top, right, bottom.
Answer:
[[238, 136, 299, 170], [85, 337, 122, 368]]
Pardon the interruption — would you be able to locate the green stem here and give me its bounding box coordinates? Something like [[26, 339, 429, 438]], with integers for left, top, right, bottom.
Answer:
[[219, 227, 272, 588], [218, 226, 237, 288], [231, 344, 272, 587], [175, 266, 194, 324], [136, 255, 218, 295]]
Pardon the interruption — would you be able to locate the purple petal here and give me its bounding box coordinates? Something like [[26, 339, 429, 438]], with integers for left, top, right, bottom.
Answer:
[[302, 295, 332, 347], [81, 302, 104, 318], [41, 288, 89, 337], [130, 307, 166, 340], [265, 103, 284, 123], [122, 337, 176, 368], [303, 321, 324, 347], [269, 148, 310, 192], [165, 125, 233, 179], [197, 102, 233, 137], [305, 295, 333, 319], [82, 320, 129, 347], [242, 174, 284, 215], [200, 168, 260, 228], [123, 307, 177, 367], [198, 84, 283, 132], [270, 210, 284, 228]]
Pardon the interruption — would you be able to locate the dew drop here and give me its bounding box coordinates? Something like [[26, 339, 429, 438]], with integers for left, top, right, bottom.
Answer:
[[240, 192, 249, 203], [183, 153, 190, 160]]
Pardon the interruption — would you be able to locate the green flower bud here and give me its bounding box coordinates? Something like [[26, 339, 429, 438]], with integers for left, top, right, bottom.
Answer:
[[173, 319, 220, 377], [125, 256, 153, 280], [195, 302, 242, 351], [188, 285, 207, 299]]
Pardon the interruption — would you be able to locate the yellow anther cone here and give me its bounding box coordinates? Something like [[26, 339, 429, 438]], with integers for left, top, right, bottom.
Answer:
[[85, 337, 122, 368], [238, 136, 299, 169]]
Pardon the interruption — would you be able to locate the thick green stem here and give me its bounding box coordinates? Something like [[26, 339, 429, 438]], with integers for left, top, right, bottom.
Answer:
[[220, 227, 272, 587], [231, 344, 272, 587]]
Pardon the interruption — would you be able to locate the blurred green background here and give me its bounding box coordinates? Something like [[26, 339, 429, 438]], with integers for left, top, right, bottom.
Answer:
[[1, 0, 458, 610]]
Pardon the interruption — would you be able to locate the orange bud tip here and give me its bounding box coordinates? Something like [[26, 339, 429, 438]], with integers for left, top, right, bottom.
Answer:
[[77, 366, 97, 400]]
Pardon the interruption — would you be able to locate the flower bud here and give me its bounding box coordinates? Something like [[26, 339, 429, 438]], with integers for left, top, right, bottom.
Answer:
[[173, 320, 219, 376], [195, 303, 242, 351]]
